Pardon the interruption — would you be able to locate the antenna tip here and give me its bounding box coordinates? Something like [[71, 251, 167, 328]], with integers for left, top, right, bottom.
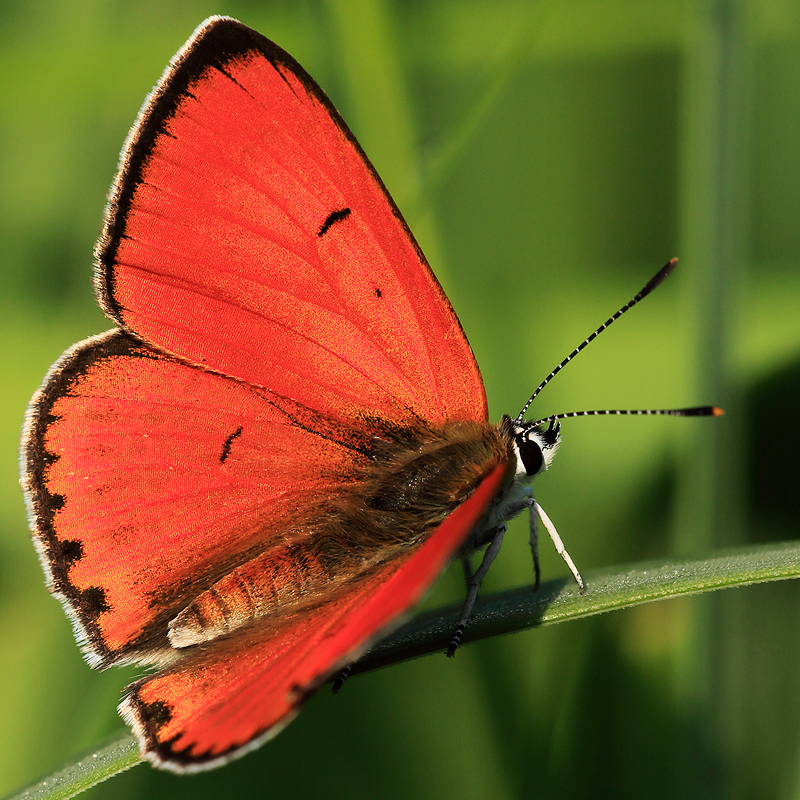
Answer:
[[712, 406, 725, 416], [661, 257, 679, 278], [643, 258, 679, 295]]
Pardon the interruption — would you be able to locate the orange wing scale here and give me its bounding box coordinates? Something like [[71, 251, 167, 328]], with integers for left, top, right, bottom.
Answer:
[[24, 330, 371, 666]]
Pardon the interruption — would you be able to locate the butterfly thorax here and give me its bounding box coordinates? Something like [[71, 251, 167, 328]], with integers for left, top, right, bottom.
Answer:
[[361, 420, 511, 538]]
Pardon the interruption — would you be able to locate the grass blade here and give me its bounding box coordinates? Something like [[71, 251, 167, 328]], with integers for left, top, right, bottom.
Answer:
[[8, 540, 799, 799]]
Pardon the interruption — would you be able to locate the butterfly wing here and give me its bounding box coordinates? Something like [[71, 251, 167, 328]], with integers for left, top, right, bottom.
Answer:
[[96, 16, 486, 428], [120, 463, 507, 772], [23, 15, 491, 668], [22, 14, 501, 766]]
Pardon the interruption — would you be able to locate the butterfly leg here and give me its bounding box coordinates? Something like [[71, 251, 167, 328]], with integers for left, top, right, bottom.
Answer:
[[532, 500, 585, 593], [527, 498, 542, 591], [489, 493, 542, 590], [447, 525, 506, 658], [461, 555, 472, 587], [331, 663, 353, 695]]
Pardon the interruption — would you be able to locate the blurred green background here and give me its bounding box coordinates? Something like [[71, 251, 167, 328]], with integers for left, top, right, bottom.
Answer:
[[1, 0, 799, 797]]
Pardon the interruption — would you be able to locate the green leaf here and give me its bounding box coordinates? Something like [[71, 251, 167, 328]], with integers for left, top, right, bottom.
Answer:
[[4, 734, 140, 800], [357, 540, 800, 672]]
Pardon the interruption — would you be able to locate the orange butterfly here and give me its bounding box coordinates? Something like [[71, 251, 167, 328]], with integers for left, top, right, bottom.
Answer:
[[21, 17, 720, 772]]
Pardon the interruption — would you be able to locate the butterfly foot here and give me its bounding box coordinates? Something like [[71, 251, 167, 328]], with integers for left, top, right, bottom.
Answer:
[[332, 663, 353, 694], [447, 624, 465, 658]]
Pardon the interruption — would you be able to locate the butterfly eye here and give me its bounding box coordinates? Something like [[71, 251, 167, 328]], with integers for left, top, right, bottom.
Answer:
[[517, 436, 544, 476]]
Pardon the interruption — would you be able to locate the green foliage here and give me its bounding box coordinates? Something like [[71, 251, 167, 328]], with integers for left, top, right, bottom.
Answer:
[[1, 1, 798, 798]]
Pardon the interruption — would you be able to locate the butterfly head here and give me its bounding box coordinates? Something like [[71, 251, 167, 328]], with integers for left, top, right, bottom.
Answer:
[[505, 416, 561, 481]]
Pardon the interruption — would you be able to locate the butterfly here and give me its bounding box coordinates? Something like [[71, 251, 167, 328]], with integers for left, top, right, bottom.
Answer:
[[20, 16, 721, 773]]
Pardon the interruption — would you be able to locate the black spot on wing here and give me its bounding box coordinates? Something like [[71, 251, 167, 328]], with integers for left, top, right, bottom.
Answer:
[[317, 207, 351, 237], [144, 700, 174, 732], [80, 586, 111, 618], [55, 538, 83, 567], [220, 425, 243, 463]]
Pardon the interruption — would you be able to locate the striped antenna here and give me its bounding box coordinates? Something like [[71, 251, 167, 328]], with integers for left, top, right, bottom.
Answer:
[[531, 406, 724, 427], [516, 258, 678, 423]]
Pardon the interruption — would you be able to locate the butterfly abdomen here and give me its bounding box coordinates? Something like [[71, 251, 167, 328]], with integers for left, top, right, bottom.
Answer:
[[168, 541, 346, 647]]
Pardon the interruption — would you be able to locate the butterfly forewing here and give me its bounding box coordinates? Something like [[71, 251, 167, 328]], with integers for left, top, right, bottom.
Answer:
[[97, 17, 486, 428]]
